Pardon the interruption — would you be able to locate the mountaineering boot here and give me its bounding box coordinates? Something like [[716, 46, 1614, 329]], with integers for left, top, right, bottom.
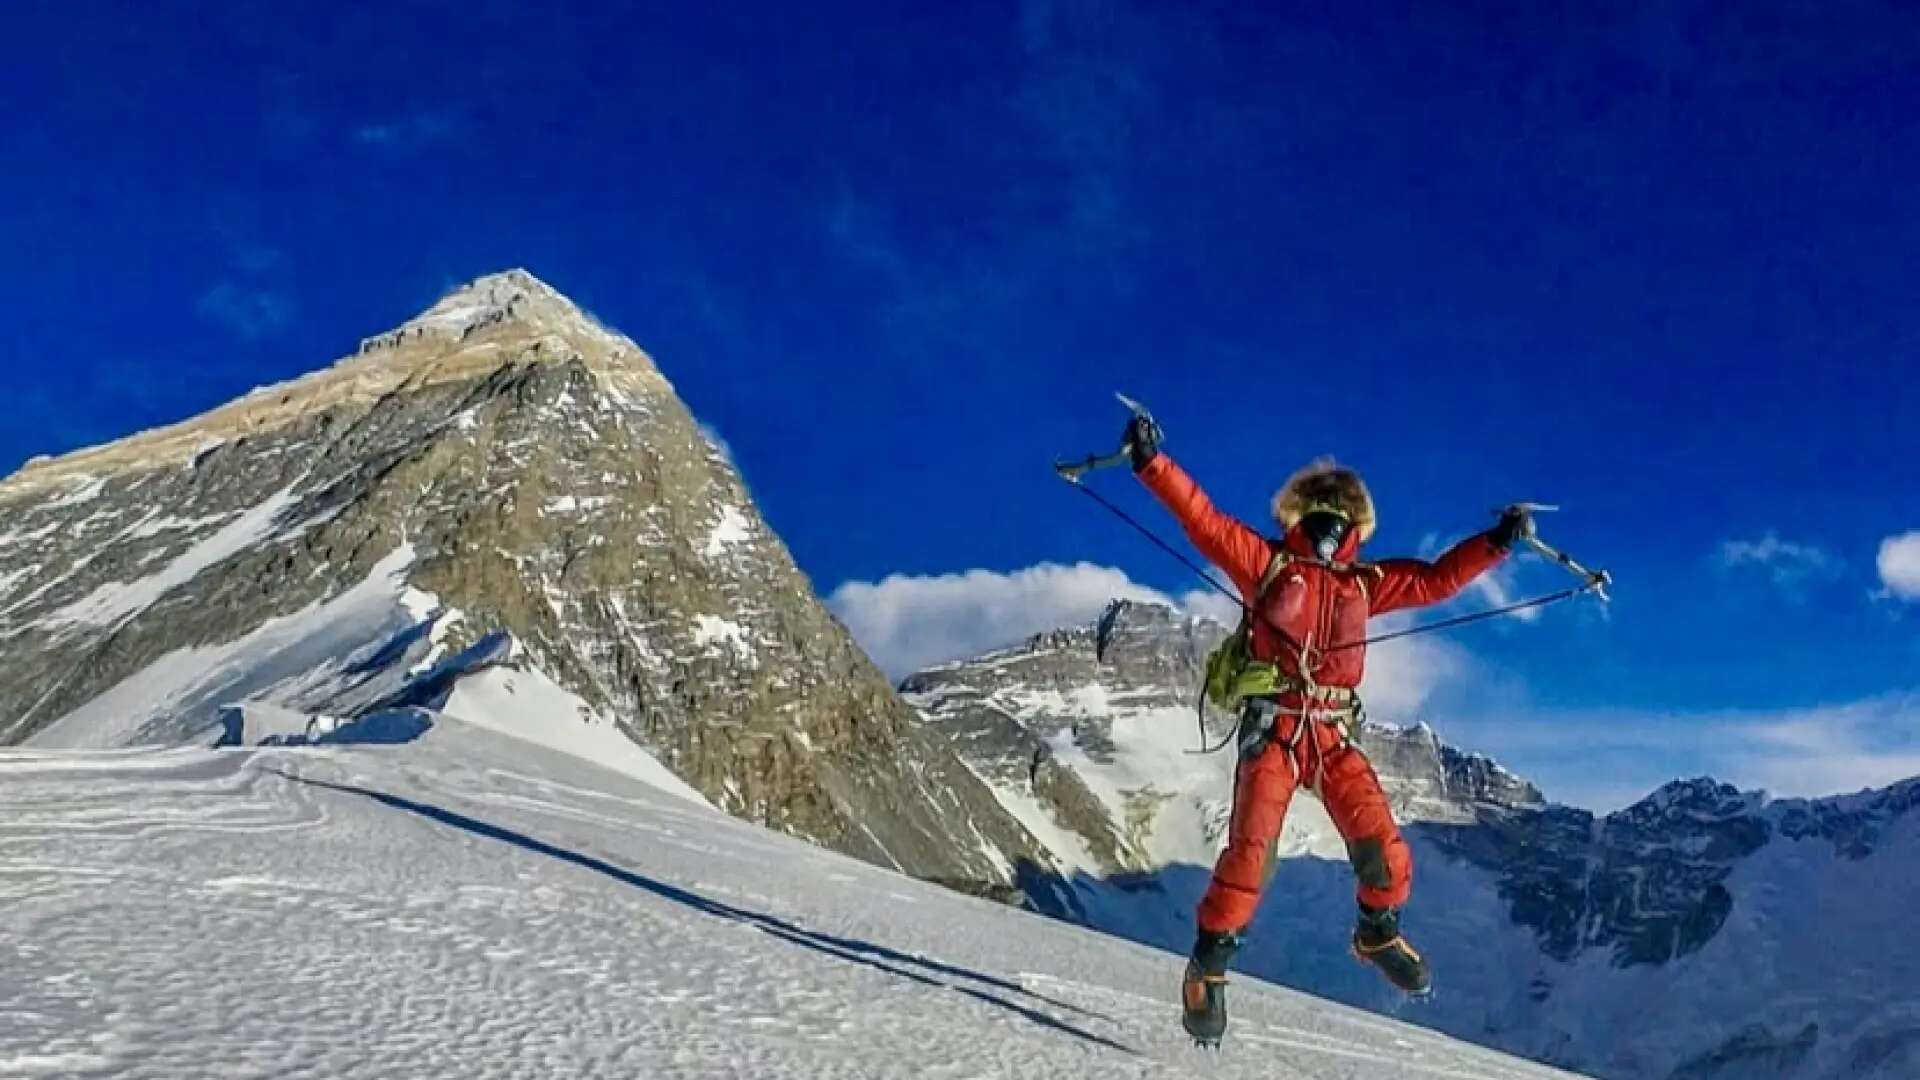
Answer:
[[1181, 929, 1240, 1046], [1352, 904, 1431, 997]]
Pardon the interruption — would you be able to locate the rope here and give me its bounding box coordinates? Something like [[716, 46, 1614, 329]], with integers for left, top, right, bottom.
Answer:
[[1326, 586, 1586, 652], [1066, 480, 1309, 656], [1066, 481, 1243, 614]]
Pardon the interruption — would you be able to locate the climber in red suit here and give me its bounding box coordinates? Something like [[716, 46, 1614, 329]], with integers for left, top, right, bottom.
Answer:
[[1122, 410, 1529, 1043]]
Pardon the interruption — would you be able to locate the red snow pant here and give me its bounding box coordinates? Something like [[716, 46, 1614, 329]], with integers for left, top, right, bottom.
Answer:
[[1197, 714, 1411, 934]]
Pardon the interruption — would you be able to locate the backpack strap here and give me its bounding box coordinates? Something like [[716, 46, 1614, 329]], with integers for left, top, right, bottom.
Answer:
[[1254, 549, 1291, 603], [1230, 549, 1291, 636], [1238, 549, 1292, 650], [1349, 560, 1383, 603]]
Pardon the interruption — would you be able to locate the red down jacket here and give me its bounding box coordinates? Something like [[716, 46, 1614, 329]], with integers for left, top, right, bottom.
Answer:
[[1137, 453, 1506, 689]]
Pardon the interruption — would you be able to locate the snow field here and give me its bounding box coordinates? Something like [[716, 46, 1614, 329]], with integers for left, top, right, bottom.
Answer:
[[0, 723, 1580, 1080]]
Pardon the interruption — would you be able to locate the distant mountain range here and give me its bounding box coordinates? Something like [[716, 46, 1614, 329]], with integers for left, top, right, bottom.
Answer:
[[901, 598, 1920, 1080]]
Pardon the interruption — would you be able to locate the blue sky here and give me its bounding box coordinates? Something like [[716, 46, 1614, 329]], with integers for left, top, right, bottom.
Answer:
[[3, 1, 1915, 808]]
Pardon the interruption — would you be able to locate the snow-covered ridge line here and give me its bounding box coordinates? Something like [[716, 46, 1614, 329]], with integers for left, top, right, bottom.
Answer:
[[0, 269, 664, 498]]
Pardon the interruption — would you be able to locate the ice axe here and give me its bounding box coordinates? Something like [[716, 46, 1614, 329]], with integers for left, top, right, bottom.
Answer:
[[1496, 502, 1614, 601], [1053, 392, 1153, 484]]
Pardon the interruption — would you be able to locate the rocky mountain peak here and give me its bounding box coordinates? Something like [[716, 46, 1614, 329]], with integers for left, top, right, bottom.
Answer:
[[359, 268, 618, 355], [1, 271, 1049, 888], [1614, 777, 1760, 831]]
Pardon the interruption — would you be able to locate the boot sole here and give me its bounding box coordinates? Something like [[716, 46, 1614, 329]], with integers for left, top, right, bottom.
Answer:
[[1349, 943, 1433, 999]]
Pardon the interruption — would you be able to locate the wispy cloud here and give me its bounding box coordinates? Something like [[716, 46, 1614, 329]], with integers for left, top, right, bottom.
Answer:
[[818, 0, 1185, 343], [1443, 690, 1920, 811], [1418, 532, 1543, 622], [353, 106, 462, 149], [1876, 530, 1920, 601], [195, 230, 296, 342], [697, 422, 737, 468], [1715, 532, 1841, 596], [196, 281, 294, 341]]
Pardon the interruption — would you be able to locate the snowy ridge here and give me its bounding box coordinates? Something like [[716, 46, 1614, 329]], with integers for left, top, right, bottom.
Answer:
[[0, 725, 1577, 1079]]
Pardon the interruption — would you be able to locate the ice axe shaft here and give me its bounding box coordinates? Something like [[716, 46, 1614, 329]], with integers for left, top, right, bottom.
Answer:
[[1053, 392, 1153, 484], [1495, 502, 1612, 600], [1523, 533, 1613, 601], [1054, 447, 1131, 483]]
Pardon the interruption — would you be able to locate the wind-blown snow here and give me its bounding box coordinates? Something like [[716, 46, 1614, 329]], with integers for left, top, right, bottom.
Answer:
[[0, 725, 1575, 1080]]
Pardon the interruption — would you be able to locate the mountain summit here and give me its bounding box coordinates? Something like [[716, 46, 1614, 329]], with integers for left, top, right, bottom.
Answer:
[[0, 270, 1045, 885], [3, 270, 654, 498]]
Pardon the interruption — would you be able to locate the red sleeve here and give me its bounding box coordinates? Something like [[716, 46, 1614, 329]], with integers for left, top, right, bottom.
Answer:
[[1368, 533, 1508, 615], [1135, 453, 1271, 595]]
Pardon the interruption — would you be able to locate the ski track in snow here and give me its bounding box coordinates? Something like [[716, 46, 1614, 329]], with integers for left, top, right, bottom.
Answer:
[[0, 724, 1581, 1080]]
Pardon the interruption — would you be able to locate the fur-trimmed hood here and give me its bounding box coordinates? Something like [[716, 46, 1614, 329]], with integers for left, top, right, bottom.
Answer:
[[1272, 458, 1376, 543]]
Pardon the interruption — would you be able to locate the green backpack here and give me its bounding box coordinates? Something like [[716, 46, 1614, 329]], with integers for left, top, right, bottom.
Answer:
[[1201, 551, 1292, 711]]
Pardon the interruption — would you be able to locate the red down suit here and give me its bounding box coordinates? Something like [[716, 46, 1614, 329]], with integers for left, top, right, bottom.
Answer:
[[1136, 453, 1506, 930]]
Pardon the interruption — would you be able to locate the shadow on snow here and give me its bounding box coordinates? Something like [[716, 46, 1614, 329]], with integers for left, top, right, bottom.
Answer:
[[271, 770, 1138, 1057]]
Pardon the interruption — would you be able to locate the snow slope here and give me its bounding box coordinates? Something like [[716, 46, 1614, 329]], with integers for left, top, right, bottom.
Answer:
[[0, 721, 1581, 1080]]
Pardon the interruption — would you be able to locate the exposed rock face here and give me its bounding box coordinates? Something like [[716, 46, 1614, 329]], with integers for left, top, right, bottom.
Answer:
[[0, 270, 1045, 885], [1427, 779, 1768, 967], [901, 598, 1543, 877], [900, 600, 1226, 874]]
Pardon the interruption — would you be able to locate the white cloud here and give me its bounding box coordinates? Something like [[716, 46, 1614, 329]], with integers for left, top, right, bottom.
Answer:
[[1362, 625, 1473, 720], [1468, 562, 1543, 622], [1876, 531, 1920, 600], [828, 562, 1172, 679], [1716, 532, 1839, 592], [1174, 587, 1239, 628], [1722, 693, 1920, 798], [829, 560, 1471, 727]]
